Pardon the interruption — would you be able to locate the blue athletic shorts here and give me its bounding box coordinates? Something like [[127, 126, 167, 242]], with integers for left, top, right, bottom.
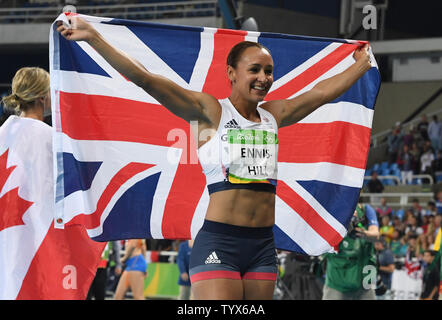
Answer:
[[125, 254, 147, 273], [189, 220, 278, 284]]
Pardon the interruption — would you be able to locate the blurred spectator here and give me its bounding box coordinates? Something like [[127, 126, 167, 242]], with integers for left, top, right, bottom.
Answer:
[[379, 216, 394, 245], [420, 250, 440, 300], [420, 142, 435, 176], [426, 233, 436, 251], [424, 201, 438, 217], [177, 240, 193, 300], [404, 208, 414, 221], [402, 126, 415, 147], [376, 197, 393, 221], [404, 234, 422, 277], [107, 240, 124, 292], [427, 115, 441, 151], [425, 215, 436, 237], [397, 144, 413, 184], [374, 237, 395, 300], [417, 234, 430, 258], [146, 239, 174, 262], [436, 191, 442, 214], [409, 142, 421, 174], [157, 240, 174, 262], [392, 216, 406, 234], [421, 215, 433, 235], [433, 215, 442, 238], [406, 234, 419, 257], [367, 171, 384, 193], [387, 123, 403, 164], [425, 215, 441, 245], [432, 151, 442, 173], [87, 241, 122, 300], [405, 214, 423, 236], [390, 230, 408, 258], [417, 114, 430, 141], [410, 199, 425, 223]]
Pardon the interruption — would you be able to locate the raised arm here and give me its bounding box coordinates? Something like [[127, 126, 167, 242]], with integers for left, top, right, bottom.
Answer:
[[56, 16, 219, 124], [263, 44, 372, 128]]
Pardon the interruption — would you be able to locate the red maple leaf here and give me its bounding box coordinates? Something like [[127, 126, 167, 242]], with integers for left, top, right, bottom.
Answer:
[[0, 149, 34, 232]]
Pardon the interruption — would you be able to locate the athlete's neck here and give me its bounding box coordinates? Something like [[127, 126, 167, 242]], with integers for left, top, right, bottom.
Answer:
[[228, 95, 260, 122], [21, 107, 44, 121]]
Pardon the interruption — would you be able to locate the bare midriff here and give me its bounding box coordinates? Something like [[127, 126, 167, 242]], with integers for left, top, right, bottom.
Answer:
[[205, 188, 275, 227]]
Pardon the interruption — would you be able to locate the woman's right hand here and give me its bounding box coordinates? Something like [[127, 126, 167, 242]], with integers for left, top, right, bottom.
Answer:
[[56, 16, 97, 42]]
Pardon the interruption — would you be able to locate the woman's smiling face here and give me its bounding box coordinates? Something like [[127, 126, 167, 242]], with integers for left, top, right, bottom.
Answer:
[[228, 46, 274, 103]]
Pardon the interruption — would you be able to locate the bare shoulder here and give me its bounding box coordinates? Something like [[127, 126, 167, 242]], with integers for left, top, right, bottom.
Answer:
[[126, 239, 137, 247], [260, 88, 325, 128], [258, 100, 287, 127]]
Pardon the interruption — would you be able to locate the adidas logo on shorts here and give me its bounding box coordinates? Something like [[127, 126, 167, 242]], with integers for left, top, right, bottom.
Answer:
[[205, 251, 221, 264], [224, 119, 240, 129]]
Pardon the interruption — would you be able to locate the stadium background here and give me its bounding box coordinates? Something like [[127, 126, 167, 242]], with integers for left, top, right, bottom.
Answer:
[[0, 0, 441, 300]]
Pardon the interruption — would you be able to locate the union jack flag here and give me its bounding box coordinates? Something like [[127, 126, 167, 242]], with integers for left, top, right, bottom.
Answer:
[[50, 14, 380, 256]]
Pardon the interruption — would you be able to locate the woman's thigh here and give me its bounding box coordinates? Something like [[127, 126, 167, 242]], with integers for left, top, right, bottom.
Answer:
[[113, 271, 129, 300], [128, 271, 146, 300], [243, 279, 275, 300], [192, 278, 244, 300]]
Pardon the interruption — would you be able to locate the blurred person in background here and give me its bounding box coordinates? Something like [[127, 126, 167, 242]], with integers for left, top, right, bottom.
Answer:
[[420, 250, 440, 300], [405, 214, 423, 237], [177, 240, 194, 300], [427, 115, 441, 152], [374, 237, 395, 300], [392, 215, 406, 234], [87, 241, 122, 300], [425, 201, 438, 217], [114, 239, 147, 300], [376, 197, 393, 221], [420, 142, 435, 181], [404, 234, 422, 278], [409, 142, 421, 175], [387, 123, 403, 164], [402, 125, 415, 148], [367, 171, 384, 193], [433, 215, 442, 238], [379, 216, 394, 245], [390, 230, 408, 258], [417, 114, 430, 142], [432, 151, 442, 173], [416, 234, 431, 259], [436, 191, 442, 214], [397, 144, 413, 185], [421, 214, 433, 235], [410, 199, 425, 225], [322, 199, 380, 300]]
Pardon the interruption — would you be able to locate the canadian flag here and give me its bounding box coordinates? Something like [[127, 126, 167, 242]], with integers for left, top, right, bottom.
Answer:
[[0, 116, 104, 299]]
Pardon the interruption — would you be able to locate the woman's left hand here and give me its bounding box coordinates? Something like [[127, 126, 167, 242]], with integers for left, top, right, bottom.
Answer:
[[353, 44, 372, 70]]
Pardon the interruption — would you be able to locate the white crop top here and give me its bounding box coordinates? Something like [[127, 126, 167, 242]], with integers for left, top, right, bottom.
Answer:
[[198, 98, 279, 194]]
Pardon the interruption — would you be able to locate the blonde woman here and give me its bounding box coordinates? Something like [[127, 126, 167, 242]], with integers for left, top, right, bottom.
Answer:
[[2, 67, 51, 121], [114, 239, 147, 300]]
